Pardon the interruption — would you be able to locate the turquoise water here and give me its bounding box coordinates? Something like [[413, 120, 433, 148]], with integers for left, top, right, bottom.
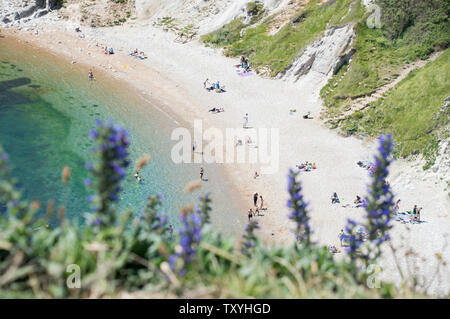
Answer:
[[0, 37, 245, 234]]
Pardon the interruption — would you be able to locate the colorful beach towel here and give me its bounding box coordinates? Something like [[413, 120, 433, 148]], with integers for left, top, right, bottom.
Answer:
[[238, 71, 253, 77]]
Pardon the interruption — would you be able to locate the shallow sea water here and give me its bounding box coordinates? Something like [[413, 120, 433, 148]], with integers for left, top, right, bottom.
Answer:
[[0, 37, 245, 235]]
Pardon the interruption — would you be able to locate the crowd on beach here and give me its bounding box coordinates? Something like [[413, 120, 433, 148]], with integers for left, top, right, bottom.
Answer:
[[81, 45, 429, 256], [129, 48, 148, 60]]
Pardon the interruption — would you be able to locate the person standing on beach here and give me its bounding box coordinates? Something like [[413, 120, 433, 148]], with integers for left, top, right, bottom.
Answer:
[[248, 209, 253, 221], [88, 70, 94, 80], [394, 199, 401, 213], [200, 167, 204, 181], [243, 113, 249, 128], [338, 229, 345, 246], [260, 195, 264, 210], [253, 192, 258, 207]]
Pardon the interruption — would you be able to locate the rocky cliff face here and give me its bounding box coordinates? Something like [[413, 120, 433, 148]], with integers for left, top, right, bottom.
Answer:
[[1, 0, 60, 26], [277, 24, 356, 82], [136, 0, 292, 34]]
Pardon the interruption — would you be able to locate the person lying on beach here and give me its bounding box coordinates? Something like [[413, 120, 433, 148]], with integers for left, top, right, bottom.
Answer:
[[208, 107, 224, 113], [328, 244, 341, 254], [303, 111, 313, 119], [354, 195, 362, 205]]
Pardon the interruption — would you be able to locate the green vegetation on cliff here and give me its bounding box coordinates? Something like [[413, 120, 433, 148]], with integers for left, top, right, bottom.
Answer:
[[341, 48, 450, 168], [321, 0, 449, 167], [202, 0, 449, 165], [321, 0, 449, 113], [203, 0, 364, 76]]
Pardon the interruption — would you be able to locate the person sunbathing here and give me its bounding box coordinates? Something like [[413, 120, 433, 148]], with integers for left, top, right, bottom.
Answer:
[[328, 244, 340, 254], [208, 107, 224, 113], [303, 111, 313, 119]]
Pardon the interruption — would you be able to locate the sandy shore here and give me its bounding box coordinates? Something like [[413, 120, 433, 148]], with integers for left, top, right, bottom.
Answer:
[[1, 17, 449, 295]]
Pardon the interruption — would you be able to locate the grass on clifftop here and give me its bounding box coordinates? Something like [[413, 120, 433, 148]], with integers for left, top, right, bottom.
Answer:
[[341, 48, 450, 168], [202, 0, 364, 76], [320, 0, 449, 167], [321, 0, 449, 114]]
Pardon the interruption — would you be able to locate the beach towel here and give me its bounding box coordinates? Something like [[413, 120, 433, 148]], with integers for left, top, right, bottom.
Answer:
[[238, 71, 253, 77]]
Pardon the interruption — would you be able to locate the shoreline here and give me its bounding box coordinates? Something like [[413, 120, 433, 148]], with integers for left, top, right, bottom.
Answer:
[[0, 32, 249, 236], [2, 17, 450, 295]]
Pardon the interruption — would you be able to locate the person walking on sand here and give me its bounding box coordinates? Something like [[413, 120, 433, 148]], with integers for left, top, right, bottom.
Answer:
[[254, 171, 259, 179], [253, 192, 258, 207], [243, 113, 249, 128], [394, 199, 401, 213], [338, 229, 345, 246], [200, 167, 204, 181], [259, 195, 264, 210], [248, 209, 253, 221]]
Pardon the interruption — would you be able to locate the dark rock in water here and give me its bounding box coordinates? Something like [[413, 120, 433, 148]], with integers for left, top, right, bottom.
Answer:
[[0, 77, 32, 91]]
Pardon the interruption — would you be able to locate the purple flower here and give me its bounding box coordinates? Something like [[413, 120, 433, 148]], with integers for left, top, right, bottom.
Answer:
[[287, 169, 311, 244], [241, 220, 259, 256], [85, 120, 130, 226], [344, 134, 395, 265], [169, 211, 203, 276]]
